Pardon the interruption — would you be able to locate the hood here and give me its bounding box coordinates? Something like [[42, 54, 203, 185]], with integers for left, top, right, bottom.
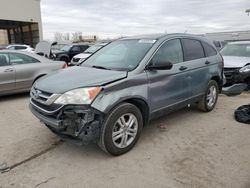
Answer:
[[73, 53, 91, 59], [35, 41, 52, 57], [223, 56, 250, 68], [34, 66, 127, 94]]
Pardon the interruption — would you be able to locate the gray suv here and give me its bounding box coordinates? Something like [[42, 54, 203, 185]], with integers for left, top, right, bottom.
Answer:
[[29, 33, 223, 155]]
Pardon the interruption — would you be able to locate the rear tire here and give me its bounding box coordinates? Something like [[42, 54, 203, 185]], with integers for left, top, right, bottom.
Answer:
[[198, 80, 219, 112], [98, 103, 143, 156]]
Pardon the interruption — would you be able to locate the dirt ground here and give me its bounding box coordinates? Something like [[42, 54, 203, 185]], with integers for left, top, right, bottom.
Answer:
[[0, 92, 250, 188]]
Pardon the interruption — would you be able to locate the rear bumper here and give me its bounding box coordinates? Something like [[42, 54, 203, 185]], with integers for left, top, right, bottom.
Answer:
[[29, 101, 103, 145]]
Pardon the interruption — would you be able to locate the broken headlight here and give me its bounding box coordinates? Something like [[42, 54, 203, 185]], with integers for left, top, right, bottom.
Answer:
[[239, 65, 250, 73], [54, 87, 101, 105]]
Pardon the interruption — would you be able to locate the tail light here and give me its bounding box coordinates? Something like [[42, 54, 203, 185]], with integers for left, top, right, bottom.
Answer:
[[62, 63, 68, 69]]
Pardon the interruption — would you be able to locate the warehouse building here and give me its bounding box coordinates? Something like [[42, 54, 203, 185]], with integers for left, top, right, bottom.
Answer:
[[0, 0, 42, 47], [203, 30, 250, 42]]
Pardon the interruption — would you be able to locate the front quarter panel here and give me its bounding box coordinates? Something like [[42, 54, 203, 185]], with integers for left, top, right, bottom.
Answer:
[[91, 72, 149, 114]]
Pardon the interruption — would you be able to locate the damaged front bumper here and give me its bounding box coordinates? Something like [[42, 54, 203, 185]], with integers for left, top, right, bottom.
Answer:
[[29, 99, 103, 145]]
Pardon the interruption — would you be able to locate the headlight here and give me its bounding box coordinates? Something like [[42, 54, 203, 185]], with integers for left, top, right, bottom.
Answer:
[[54, 87, 101, 105], [239, 65, 250, 73]]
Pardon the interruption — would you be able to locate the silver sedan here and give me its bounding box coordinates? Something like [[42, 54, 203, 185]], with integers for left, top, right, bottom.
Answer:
[[0, 50, 65, 96]]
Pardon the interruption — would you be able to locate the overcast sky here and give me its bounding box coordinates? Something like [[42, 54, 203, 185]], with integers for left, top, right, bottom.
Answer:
[[41, 0, 250, 40]]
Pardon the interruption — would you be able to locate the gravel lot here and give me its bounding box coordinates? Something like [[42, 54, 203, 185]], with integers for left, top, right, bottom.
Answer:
[[0, 93, 250, 188]]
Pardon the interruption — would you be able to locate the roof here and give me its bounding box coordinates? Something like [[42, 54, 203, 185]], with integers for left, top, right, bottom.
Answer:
[[119, 33, 205, 40]]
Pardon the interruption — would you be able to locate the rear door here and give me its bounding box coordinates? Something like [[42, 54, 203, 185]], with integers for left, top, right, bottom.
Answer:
[[181, 38, 208, 97], [146, 39, 190, 112], [9, 52, 40, 90], [0, 52, 15, 93]]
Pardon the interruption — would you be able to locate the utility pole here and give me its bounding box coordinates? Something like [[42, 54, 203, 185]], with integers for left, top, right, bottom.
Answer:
[[246, 9, 250, 16]]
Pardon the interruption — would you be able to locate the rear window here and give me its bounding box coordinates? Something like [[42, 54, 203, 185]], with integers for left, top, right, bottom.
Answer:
[[181, 38, 205, 61], [202, 42, 217, 57], [15, 46, 27, 50]]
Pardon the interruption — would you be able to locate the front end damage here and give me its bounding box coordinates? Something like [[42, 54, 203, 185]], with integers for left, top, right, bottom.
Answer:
[[30, 99, 104, 145]]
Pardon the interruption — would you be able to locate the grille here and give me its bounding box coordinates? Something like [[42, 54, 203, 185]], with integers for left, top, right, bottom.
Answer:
[[31, 87, 53, 103], [31, 98, 63, 113], [223, 67, 240, 84]]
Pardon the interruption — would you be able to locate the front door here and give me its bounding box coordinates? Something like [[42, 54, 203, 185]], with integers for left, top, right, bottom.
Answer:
[[146, 39, 191, 113]]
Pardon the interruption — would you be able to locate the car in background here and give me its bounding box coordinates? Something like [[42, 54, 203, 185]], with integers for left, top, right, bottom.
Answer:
[[29, 33, 223, 155], [69, 43, 107, 66], [0, 50, 66, 96], [53, 44, 90, 63], [221, 41, 250, 89], [6, 44, 34, 53], [0, 45, 8, 50], [213, 41, 227, 51]]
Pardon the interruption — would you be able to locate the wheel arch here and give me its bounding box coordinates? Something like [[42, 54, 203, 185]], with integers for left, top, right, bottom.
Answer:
[[32, 74, 46, 85], [211, 75, 222, 92], [104, 97, 150, 127]]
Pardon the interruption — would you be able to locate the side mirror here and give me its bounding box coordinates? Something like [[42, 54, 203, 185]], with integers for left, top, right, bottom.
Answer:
[[147, 60, 173, 70]]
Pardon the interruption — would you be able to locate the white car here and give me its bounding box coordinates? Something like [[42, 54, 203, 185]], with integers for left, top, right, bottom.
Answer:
[[221, 41, 250, 89], [6, 44, 34, 53], [70, 43, 107, 66]]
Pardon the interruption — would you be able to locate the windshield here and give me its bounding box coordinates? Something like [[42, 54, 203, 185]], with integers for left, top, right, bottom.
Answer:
[[81, 39, 155, 71], [220, 43, 250, 57], [85, 45, 103, 53], [60, 45, 72, 51]]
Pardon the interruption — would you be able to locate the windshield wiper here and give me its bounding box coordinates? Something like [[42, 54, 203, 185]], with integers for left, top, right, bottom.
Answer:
[[92, 65, 111, 70]]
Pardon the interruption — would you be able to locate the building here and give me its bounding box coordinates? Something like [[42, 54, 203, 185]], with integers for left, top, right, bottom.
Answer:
[[0, 0, 42, 47], [203, 30, 250, 42]]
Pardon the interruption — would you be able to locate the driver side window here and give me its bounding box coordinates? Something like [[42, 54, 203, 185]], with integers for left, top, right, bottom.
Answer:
[[152, 39, 183, 64]]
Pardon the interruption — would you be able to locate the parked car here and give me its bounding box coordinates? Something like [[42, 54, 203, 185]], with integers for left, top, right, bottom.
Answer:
[[69, 43, 107, 66], [6, 44, 34, 53], [53, 44, 90, 63], [29, 33, 223, 155], [213, 41, 227, 51], [0, 50, 66, 96], [221, 41, 250, 89]]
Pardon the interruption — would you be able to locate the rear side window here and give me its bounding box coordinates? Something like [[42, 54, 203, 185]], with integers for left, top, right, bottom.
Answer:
[[181, 38, 205, 61], [15, 46, 27, 50], [202, 42, 217, 57], [80, 45, 89, 51], [9, 53, 39, 64]]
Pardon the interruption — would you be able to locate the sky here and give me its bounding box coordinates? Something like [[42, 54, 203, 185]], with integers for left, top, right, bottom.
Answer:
[[41, 0, 250, 40]]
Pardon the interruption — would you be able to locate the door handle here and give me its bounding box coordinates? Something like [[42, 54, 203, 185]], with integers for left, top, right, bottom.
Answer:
[[179, 66, 188, 71], [205, 61, 211, 65], [4, 68, 14, 72]]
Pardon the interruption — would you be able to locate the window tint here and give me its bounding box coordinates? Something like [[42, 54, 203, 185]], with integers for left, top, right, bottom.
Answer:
[[202, 42, 217, 57], [181, 39, 205, 61], [9, 53, 39, 64], [152, 39, 183, 64], [0, 53, 9, 66]]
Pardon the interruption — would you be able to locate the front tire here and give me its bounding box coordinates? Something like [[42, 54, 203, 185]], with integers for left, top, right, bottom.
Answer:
[[198, 80, 219, 112], [98, 103, 143, 156]]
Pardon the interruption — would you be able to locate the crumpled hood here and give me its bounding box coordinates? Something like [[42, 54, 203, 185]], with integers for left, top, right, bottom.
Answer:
[[223, 56, 250, 68], [34, 66, 127, 94]]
